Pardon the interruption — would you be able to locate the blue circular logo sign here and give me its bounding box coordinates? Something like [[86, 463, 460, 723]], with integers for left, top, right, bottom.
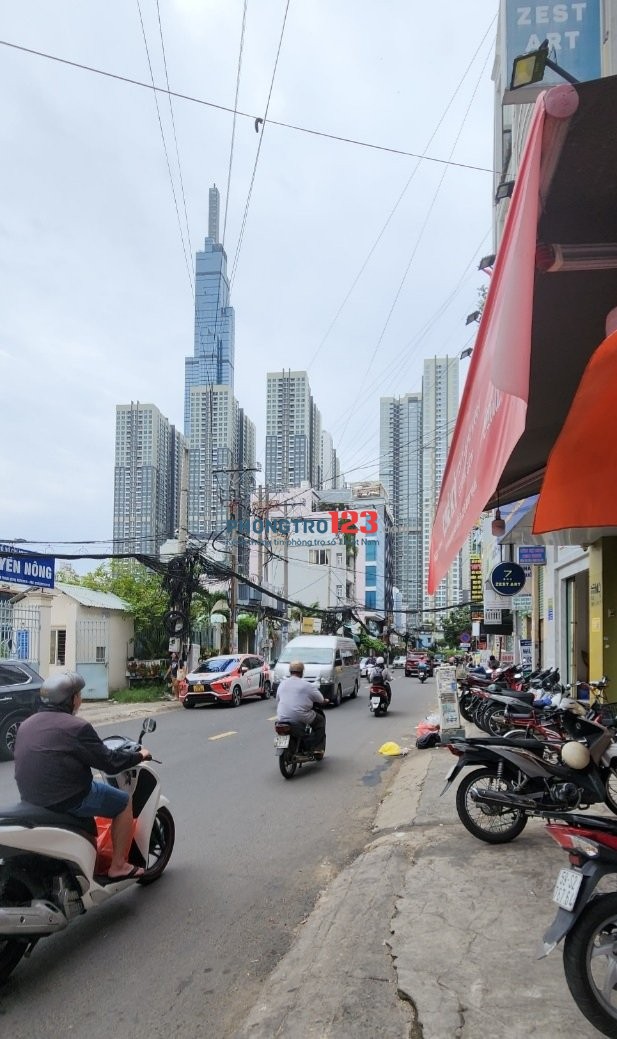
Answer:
[[490, 562, 526, 596]]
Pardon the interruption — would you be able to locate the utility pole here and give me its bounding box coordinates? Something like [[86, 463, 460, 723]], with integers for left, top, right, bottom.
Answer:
[[213, 463, 260, 655]]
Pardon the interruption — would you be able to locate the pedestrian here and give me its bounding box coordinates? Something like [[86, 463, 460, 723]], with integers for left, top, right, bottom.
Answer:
[[164, 653, 179, 699]]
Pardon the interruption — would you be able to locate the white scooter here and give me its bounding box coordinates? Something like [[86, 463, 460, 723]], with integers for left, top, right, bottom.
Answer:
[[0, 718, 174, 983]]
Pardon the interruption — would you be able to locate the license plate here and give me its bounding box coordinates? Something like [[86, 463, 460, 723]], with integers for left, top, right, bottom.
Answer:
[[371, 697, 381, 707], [193, 684, 204, 692], [445, 763, 459, 782], [274, 734, 290, 749], [553, 868, 583, 911]]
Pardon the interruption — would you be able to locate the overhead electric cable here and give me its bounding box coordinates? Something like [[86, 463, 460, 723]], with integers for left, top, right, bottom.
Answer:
[[0, 39, 496, 175], [305, 13, 497, 372], [229, 0, 291, 289], [134, 0, 194, 293], [222, 0, 249, 250], [335, 38, 494, 454], [155, 0, 193, 259]]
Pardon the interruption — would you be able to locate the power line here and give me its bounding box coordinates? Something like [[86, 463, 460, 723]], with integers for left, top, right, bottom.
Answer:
[[305, 13, 497, 373], [0, 38, 496, 175], [229, 0, 291, 289], [222, 0, 248, 250], [134, 0, 194, 294], [155, 0, 193, 261]]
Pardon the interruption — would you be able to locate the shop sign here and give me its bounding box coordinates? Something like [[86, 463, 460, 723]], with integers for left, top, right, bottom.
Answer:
[[470, 554, 483, 602], [548, 598, 554, 620], [484, 607, 503, 624], [512, 594, 532, 612], [490, 562, 527, 596], [519, 638, 532, 668]]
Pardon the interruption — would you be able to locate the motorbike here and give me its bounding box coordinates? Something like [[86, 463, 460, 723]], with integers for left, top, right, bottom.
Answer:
[[369, 682, 390, 717], [441, 710, 617, 844], [417, 663, 430, 684], [0, 718, 174, 984], [541, 811, 617, 1037], [274, 705, 325, 778]]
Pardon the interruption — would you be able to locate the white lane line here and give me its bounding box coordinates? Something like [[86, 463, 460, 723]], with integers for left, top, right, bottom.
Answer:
[[208, 731, 237, 741], [267, 715, 277, 721]]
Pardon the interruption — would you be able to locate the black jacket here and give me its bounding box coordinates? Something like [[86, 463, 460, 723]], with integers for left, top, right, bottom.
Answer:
[[14, 706, 142, 810]]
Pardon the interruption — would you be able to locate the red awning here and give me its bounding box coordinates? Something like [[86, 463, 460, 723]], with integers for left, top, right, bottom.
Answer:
[[428, 73, 617, 594], [428, 87, 579, 594]]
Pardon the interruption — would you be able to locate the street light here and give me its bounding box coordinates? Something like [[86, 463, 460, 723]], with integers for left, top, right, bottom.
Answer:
[[510, 38, 580, 90], [495, 180, 515, 203]]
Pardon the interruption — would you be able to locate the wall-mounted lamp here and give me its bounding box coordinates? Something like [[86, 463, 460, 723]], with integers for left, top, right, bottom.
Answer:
[[536, 242, 617, 273], [478, 254, 496, 271], [465, 310, 481, 325], [510, 38, 579, 90], [460, 347, 473, 360], [495, 180, 515, 203], [491, 507, 506, 537]]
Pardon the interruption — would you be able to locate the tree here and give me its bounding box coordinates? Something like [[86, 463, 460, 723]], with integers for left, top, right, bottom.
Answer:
[[440, 607, 471, 649]]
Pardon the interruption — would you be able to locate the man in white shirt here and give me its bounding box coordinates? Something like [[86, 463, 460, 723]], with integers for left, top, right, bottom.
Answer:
[[276, 661, 326, 757]]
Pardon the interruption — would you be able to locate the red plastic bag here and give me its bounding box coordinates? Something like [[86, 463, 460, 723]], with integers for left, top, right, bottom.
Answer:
[[416, 721, 440, 738]]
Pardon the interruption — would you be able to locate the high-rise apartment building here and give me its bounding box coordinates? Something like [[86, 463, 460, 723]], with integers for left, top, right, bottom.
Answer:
[[379, 393, 423, 623], [422, 356, 460, 612], [320, 429, 342, 489], [113, 402, 186, 557], [265, 371, 324, 491]]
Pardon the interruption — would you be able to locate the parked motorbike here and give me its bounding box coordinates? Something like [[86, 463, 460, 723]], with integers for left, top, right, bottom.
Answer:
[[369, 682, 390, 717], [274, 705, 325, 778], [441, 710, 617, 844], [0, 718, 174, 983], [541, 811, 617, 1037]]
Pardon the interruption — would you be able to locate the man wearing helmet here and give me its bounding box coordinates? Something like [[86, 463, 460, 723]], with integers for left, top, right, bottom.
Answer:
[[370, 657, 392, 705], [13, 671, 152, 880], [276, 660, 326, 758]]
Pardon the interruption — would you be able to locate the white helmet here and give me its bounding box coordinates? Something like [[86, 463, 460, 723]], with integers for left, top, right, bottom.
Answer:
[[561, 741, 591, 770], [376, 657, 384, 665]]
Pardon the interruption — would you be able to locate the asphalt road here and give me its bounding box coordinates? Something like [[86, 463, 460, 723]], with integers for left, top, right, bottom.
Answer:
[[0, 673, 436, 1038]]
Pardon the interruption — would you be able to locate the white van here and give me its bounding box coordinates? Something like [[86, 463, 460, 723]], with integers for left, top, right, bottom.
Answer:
[[272, 636, 360, 707]]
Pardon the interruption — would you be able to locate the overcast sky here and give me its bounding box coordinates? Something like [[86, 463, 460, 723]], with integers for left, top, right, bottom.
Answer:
[[0, 0, 497, 559]]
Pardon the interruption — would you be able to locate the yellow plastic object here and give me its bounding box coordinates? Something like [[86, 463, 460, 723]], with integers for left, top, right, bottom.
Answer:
[[378, 741, 402, 756]]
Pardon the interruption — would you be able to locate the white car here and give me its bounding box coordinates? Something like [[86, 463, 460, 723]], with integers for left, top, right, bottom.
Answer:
[[392, 656, 406, 669]]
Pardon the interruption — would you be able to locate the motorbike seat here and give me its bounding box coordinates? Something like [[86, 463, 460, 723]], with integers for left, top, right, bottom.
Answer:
[[454, 736, 546, 751], [0, 801, 97, 842]]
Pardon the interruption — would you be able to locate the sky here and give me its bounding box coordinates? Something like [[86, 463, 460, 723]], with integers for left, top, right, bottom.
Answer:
[[0, 0, 498, 558]]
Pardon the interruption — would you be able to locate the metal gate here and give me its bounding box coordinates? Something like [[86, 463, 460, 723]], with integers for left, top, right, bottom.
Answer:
[[0, 602, 41, 671], [76, 618, 109, 700]]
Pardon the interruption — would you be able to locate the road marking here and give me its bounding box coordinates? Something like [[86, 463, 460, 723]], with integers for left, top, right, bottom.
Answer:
[[268, 714, 277, 721], [208, 731, 237, 741]]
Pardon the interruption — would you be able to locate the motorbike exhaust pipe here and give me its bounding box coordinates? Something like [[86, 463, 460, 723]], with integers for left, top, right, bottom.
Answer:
[[0, 900, 68, 936], [469, 787, 537, 811]]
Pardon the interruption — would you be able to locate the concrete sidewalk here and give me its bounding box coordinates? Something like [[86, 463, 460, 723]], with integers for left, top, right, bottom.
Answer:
[[79, 697, 182, 727], [237, 740, 603, 1038]]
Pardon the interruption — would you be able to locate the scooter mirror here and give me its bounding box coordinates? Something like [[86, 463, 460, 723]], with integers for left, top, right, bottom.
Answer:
[[143, 718, 157, 733]]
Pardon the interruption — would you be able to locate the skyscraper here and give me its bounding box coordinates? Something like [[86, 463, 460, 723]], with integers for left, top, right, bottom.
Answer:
[[265, 371, 324, 491], [185, 185, 234, 428], [183, 184, 256, 560], [113, 402, 186, 557], [379, 393, 423, 621], [422, 356, 460, 612]]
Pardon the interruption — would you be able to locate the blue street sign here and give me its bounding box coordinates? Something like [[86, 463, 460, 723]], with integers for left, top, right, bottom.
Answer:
[[518, 546, 546, 565], [0, 545, 55, 588], [490, 562, 526, 597]]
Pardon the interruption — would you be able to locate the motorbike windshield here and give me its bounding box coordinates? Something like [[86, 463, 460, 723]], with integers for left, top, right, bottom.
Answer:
[[277, 648, 334, 665]]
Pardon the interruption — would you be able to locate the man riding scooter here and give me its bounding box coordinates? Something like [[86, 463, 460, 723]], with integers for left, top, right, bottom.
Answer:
[[370, 657, 392, 705]]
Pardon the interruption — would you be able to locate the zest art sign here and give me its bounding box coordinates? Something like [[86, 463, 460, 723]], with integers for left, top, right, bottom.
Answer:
[[226, 510, 379, 537]]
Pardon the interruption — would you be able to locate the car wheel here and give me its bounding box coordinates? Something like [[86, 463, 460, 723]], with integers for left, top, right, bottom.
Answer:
[[261, 681, 272, 700], [0, 713, 29, 762], [350, 681, 358, 699], [182, 700, 195, 709], [333, 686, 342, 707], [230, 685, 242, 707]]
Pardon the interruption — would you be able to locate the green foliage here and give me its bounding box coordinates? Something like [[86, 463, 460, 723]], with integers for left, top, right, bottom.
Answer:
[[358, 635, 387, 656], [440, 607, 472, 648], [112, 686, 168, 704], [237, 614, 258, 632]]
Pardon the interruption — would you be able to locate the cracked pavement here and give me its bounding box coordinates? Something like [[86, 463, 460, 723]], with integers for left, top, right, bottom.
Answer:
[[237, 746, 606, 1038]]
